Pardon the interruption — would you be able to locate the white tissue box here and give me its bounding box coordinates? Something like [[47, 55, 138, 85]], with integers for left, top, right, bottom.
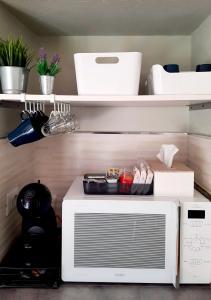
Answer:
[[148, 160, 194, 197]]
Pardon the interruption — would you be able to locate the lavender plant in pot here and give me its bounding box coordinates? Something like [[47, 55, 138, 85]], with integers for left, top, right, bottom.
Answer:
[[0, 36, 33, 94], [37, 48, 60, 95]]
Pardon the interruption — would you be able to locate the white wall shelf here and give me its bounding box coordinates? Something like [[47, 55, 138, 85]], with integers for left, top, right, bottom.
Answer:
[[0, 93, 211, 107]]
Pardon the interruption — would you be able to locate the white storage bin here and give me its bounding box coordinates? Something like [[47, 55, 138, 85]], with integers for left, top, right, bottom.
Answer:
[[74, 52, 142, 95], [147, 64, 211, 94]]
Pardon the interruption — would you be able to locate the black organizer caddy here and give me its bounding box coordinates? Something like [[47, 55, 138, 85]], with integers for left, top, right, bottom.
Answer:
[[83, 179, 153, 195]]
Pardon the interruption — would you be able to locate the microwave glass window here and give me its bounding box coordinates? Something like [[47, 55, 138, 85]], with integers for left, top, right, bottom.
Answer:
[[188, 210, 205, 219]]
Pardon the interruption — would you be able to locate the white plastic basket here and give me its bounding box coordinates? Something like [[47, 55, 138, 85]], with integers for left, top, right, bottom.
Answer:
[[74, 52, 142, 95], [147, 64, 211, 94]]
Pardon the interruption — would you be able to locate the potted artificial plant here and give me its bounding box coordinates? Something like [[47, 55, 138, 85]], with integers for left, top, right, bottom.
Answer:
[[37, 48, 60, 95], [0, 36, 33, 94]]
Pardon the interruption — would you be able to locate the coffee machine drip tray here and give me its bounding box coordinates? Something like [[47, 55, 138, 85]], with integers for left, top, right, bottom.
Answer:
[[0, 231, 61, 288]]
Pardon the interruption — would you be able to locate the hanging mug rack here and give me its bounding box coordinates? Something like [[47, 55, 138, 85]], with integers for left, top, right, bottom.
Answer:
[[41, 97, 79, 137], [25, 100, 46, 113]]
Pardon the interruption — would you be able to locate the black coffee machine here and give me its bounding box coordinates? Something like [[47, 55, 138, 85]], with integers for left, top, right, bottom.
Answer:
[[16, 181, 57, 266]]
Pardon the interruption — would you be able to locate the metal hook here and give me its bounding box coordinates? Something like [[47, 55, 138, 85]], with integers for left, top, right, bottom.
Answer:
[[25, 100, 27, 111]]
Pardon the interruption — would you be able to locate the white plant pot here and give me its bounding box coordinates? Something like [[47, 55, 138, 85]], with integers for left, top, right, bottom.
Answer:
[[40, 75, 54, 95], [0, 66, 29, 94]]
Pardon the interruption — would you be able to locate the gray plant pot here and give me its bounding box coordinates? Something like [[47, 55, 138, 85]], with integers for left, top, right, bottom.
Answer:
[[0, 66, 29, 94], [40, 75, 54, 95]]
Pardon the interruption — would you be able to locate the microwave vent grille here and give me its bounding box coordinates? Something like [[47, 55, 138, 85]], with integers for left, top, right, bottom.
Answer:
[[74, 213, 166, 269]]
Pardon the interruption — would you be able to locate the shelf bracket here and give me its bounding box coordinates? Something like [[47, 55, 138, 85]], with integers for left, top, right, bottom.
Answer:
[[20, 93, 26, 102], [49, 94, 56, 104], [189, 102, 211, 111]]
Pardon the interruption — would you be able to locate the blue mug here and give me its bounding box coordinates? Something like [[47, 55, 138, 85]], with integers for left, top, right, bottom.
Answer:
[[163, 64, 180, 73], [8, 111, 48, 147], [196, 64, 211, 72]]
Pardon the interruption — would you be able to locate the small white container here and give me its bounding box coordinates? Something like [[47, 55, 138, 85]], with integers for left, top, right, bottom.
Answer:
[[74, 52, 142, 95], [148, 160, 194, 197], [147, 64, 211, 95]]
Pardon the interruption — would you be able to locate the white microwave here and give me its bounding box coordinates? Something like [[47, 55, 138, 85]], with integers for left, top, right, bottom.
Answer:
[[62, 177, 211, 286], [62, 178, 179, 286]]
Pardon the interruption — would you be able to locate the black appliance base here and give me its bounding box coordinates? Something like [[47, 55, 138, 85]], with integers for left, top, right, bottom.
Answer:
[[0, 232, 61, 288]]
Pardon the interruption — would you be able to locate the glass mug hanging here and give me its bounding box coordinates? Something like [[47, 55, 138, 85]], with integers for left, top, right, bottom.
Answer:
[[41, 102, 79, 136]]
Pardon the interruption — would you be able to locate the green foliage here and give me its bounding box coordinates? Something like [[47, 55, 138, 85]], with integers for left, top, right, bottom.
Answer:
[[48, 62, 60, 77], [37, 58, 48, 75], [36, 48, 60, 76], [0, 36, 33, 68]]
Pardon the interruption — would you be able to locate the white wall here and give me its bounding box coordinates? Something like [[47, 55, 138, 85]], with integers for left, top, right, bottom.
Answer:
[[190, 14, 211, 136], [73, 106, 189, 133], [189, 109, 211, 136], [191, 14, 211, 67]]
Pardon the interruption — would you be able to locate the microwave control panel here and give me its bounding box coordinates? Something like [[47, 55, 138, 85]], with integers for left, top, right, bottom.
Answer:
[[180, 202, 211, 284]]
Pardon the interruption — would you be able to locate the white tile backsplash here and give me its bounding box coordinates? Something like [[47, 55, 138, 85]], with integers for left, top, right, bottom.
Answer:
[[0, 139, 35, 260]]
